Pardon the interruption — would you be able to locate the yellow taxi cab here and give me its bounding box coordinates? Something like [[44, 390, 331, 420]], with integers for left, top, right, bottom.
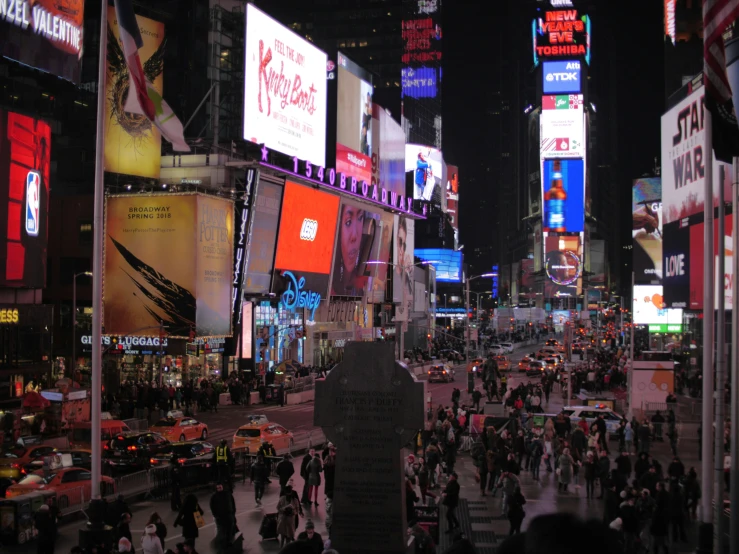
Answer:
[[466, 358, 484, 375], [0, 440, 57, 480], [518, 356, 533, 371], [149, 411, 208, 442], [232, 423, 293, 452], [494, 356, 510, 372]]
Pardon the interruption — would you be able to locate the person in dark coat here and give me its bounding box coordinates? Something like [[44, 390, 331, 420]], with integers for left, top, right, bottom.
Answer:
[[443, 472, 461, 533], [406, 478, 420, 525], [34, 504, 56, 554], [295, 519, 323, 554], [634, 452, 650, 481], [507, 486, 526, 535], [174, 494, 204, 550], [615, 451, 631, 479], [251, 455, 269, 505], [668, 482, 688, 543], [116, 512, 133, 547], [300, 449, 315, 504], [107, 494, 132, 527], [582, 451, 598, 499], [276, 455, 295, 495], [210, 482, 237, 549], [602, 484, 620, 526], [650, 484, 670, 554], [667, 457, 685, 481]]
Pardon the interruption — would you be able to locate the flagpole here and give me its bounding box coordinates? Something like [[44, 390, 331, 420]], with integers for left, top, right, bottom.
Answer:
[[701, 109, 715, 536], [91, 0, 108, 502]]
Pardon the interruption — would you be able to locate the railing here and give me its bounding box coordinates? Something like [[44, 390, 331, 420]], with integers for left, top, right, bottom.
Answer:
[[122, 418, 150, 431], [57, 485, 87, 517]]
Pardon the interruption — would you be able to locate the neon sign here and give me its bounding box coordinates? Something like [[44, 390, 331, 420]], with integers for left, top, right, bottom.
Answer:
[[280, 271, 321, 321], [233, 168, 257, 326], [534, 10, 590, 63], [259, 145, 425, 217]]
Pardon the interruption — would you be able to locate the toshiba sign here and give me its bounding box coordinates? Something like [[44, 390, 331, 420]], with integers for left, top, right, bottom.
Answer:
[[533, 9, 590, 65], [542, 60, 581, 94]]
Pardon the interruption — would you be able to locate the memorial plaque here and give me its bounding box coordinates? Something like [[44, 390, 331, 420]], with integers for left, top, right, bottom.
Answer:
[[315, 342, 424, 554]]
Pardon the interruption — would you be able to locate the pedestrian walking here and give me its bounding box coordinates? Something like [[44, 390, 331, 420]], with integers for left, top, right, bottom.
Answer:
[[141, 525, 164, 554], [557, 448, 573, 493], [34, 505, 56, 554], [173, 494, 204, 550], [276, 455, 295, 495], [507, 485, 526, 535], [250, 454, 269, 505], [442, 472, 461, 533], [146, 513, 167, 551], [300, 449, 315, 504], [306, 452, 323, 507], [295, 519, 323, 554], [277, 486, 301, 547], [583, 451, 597, 499]]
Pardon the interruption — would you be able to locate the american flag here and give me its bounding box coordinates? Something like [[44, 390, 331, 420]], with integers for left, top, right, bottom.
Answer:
[[704, 0, 739, 163]]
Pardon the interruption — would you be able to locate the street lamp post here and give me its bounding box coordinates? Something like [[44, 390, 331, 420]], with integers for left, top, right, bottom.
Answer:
[[465, 274, 494, 362], [71, 272, 93, 378]]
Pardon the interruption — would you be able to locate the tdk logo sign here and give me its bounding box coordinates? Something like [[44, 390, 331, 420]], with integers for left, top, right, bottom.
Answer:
[[542, 60, 582, 94], [300, 218, 318, 241], [25, 171, 40, 237]]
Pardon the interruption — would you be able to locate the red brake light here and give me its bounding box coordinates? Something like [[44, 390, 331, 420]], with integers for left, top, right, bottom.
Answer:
[[178, 458, 187, 465], [127, 446, 137, 451], [150, 458, 156, 464]]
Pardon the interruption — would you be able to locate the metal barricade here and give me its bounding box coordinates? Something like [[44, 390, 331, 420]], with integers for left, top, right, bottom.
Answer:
[[114, 469, 151, 498], [56, 485, 87, 517], [148, 466, 171, 499], [122, 418, 149, 431]]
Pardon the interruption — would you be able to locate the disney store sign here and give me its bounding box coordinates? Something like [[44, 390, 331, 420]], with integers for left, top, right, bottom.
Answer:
[[280, 271, 321, 321], [259, 145, 426, 217]]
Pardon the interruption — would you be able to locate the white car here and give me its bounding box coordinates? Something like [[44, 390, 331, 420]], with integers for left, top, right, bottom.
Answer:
[[489, 345, 505, 355], [499, 342, 514, 353], [561, 406, 624, 435]]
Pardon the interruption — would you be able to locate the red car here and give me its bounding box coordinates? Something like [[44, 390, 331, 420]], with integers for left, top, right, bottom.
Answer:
[[6, 467, 115, 509]]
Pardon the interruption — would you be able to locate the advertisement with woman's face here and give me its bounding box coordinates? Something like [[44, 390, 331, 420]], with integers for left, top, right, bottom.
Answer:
[[393, 216, 415, 321], [331, 202, 392, 298]]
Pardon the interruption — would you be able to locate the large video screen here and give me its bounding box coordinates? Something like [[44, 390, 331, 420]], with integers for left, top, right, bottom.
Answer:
[[633, 285, 683, 325], [0, 112, 51, 288], [371, 104, 406, 199], [330, 200, 393, 299], [415, 248, 462, 283], [336, 52, 373, 185], [542, 60, 582, 94], [542, 158, 584, 233], [544, 234, 582, 297], [243, 4, 327, 166], [273, 181, 340, 296], [406, 144, 445, 203], [0, 0, 85, 83], [393, 216, 415, 321], [633, 178, 662, 284], [244, 181, 282, 294], [540, 94, 584, 159]]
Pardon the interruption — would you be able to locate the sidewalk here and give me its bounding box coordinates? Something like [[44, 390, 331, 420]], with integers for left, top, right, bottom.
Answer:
[[7, 457, 329, 554]]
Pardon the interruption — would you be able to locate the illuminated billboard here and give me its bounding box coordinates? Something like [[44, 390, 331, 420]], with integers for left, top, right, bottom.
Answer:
[[243, 4, 328, 165], [415, 249, 462, 283], [665, 1, 676, 45], [542, 60, 581, 94], [331, 200, 393, 299], [104, 7, 165, 178], [446, 165, 459, 236], [406, 144, 445, 203], [533, 9, 590, 64], [0, 112, 51, 288], [273, 181, 340, 297], [633, 285, 683, 325], [540, 94, 584, 158], [402, 66, 439, 99], [544, 234, 582, 297], [0, 0, 84, 83], [243, 181, 282, 294], [633, 178, 662, 283], [103, 194, 234, 337], [371, 104, 406, 200], [393, 215, 415, 321], [336, 52, 373, 185], [542, 158, 584, 233]]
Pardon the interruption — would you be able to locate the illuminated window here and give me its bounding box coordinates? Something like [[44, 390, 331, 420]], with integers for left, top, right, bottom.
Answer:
[[359, 41, 368, 47], [79, 221, 92, 245]]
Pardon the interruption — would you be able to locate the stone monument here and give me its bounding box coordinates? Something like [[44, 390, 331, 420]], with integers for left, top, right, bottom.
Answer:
[[315, 342, 424, 554]]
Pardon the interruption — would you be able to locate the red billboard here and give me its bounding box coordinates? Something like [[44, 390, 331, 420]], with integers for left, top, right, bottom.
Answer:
[[273, 180, 340, 296], [0, 112, 51, 288]]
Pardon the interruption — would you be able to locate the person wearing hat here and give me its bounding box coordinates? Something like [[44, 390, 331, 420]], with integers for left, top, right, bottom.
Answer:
[[34, 504, 56, 554], [118, 537, 132, 553], [296, 519, 323, 554], [141, 524, 164, 554]]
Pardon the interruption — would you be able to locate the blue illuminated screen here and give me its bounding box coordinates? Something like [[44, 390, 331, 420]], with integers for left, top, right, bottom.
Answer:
[[401, 67, 438, 99], [542, 60, 582, 94], [415, 248, 463, 282]]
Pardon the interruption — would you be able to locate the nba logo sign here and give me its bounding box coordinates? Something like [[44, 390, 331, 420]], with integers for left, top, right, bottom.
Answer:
[[25, 171, 40, 237]]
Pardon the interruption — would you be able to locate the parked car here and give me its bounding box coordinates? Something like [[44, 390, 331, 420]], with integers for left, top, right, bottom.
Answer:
[[103, 432, 172, 471], [149, 416, 208, 443], [561, 405, 624, 435], [23, 449, 92, 474], [499, 342, 514, 353], [0, 442, 58, 480], [428, 363, 454, 383], [488, 345, 505, 356]]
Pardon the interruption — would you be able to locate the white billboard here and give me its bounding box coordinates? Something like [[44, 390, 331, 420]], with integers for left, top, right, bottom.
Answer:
[[540, 94, 584, 159], [405, 144, 446, 206], [633, 285, 683, 325], [243, 4, 327, 166]]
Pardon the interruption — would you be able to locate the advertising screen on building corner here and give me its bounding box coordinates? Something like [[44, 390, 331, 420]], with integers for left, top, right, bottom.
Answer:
[[0, 0, 85, 83], [540, 94, 584, 159], [336, 51, 373, 185], [273, 181, 340, 296], [243, 4, 328, 166], [544, 234, 582, 298], [0, 111, 51, 288], [541, 158, 584, 233], [104, 194, 234, 338], [633, 178, 662, 284]]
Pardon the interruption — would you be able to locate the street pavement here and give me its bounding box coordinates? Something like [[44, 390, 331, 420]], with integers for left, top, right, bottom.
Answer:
[[8, 342, 715, 553]]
